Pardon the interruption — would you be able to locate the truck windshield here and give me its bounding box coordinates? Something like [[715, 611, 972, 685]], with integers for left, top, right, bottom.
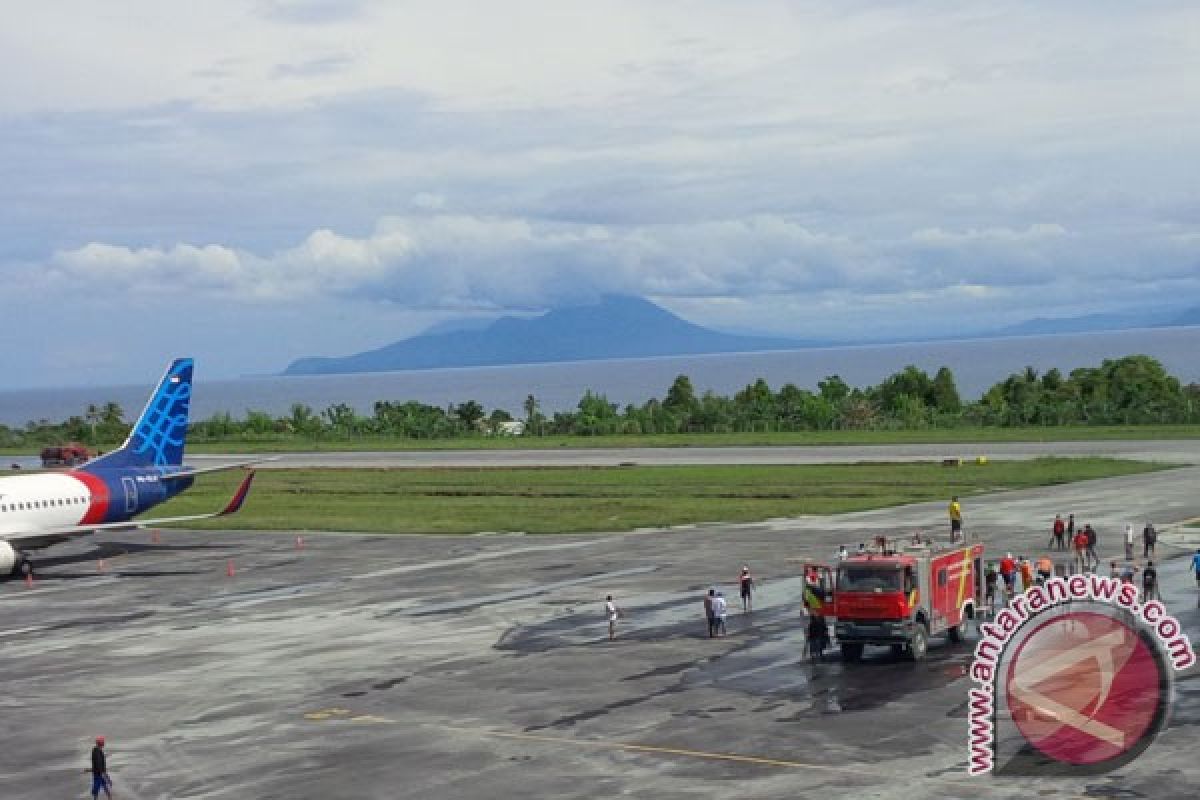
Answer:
[[837, 566, 902, 592]]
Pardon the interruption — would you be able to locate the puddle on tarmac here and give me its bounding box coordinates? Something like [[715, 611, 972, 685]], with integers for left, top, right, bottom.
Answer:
[[500, 576, 975, 715]]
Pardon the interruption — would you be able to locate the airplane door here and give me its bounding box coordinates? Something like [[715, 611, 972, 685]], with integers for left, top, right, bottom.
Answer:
[[122, 476, 137, 514]]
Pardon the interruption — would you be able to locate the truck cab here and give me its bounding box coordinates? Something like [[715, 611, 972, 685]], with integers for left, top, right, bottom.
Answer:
[[818, 536, 983, 662]]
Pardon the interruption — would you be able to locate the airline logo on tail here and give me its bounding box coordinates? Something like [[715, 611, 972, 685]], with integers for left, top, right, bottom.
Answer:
[[0, 358, 262, 579]]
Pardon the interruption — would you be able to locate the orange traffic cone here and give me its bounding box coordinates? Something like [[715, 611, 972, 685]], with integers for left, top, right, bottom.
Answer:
[[151, 529, 161, 544], [98, 558, 106, 572], [295, 536, 305, 551], [226, 559, 236, 578], [24, 572, 33, 589]]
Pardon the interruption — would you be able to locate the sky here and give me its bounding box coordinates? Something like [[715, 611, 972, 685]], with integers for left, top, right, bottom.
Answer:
[[2, 1, 1198, 387]]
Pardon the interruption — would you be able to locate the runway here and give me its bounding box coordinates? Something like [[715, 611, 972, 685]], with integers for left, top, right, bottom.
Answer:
[[2, 465, 1199, 798], [188, 437, 1200, 469]]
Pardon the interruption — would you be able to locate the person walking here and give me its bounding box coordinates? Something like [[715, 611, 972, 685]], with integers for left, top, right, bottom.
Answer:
[[703, 589, 716, 638], [1191, 549, 1200, 590], [738, 565, 755, 613], [999, 553, 1016, 596], [1036, 555, 1054, 585], [948, 496, 963, 542], [1085, 525, 1100, 571], [1073, 528, 1090, 573], [1143, 561, 1159, 603], [604, 594, 621, 641], [1143, 522, 1157, 558], [1124, 524, 1135, 561], [86, 736, 112, 800], [1018, 556, 1035, 595], [984, 562, 998, 614], [1049, 514, 1066, 550], [806, 612, 830, 663], [1067, 513, 1076, 539], [713, 591, 728, 636]]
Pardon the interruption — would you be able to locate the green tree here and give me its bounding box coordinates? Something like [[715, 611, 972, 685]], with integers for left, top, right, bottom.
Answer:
[[576, 390, 618, 435], [664, 375, 698, 413], [930, 367, 962, 413], [454, 400, 486, 431]]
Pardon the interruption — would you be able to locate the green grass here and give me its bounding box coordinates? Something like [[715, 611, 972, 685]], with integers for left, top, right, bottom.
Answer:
[[5, 424, 1200, 458], [159, 457, 1169, 535], [184, 424, 1200, 451]]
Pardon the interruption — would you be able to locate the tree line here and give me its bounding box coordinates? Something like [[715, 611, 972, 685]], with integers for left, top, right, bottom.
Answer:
[[2, 355, 1198, 448]]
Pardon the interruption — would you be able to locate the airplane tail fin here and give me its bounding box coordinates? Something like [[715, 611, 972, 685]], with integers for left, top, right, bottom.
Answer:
[[83, 358, 194, 471]]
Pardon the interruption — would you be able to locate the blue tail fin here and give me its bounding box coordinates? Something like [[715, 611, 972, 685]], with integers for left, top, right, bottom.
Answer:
[[84, 358, 194, 471]]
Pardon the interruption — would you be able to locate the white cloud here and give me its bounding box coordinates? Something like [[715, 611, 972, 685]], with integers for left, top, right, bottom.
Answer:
[[40, 212, 1192, 317], [2, 2, 1200, 386]]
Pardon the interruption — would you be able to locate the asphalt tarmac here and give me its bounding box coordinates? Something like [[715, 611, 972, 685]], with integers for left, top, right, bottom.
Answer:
[[2, 465, 1199, 799], [187, 438, 1200, 469]]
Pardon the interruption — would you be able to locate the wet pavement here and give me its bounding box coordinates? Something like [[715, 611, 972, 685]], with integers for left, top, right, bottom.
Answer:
[[1, 464, 1199, 798]]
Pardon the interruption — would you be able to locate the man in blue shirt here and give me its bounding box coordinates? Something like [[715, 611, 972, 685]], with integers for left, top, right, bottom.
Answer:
[[1192, 549, 1200, 588]]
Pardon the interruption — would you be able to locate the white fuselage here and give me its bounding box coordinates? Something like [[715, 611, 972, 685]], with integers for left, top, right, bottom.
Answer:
[[0, 473, 97, 536]]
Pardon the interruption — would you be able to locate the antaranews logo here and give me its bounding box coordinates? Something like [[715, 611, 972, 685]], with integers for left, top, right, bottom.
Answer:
[[967, 574, 1195, 776]]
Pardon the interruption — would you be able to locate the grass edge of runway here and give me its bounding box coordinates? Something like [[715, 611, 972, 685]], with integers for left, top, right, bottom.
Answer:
[[154, 457, 1173, 535]]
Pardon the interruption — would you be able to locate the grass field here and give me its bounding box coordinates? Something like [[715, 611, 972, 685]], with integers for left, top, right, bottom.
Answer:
[[159, 457, 1169, 535]]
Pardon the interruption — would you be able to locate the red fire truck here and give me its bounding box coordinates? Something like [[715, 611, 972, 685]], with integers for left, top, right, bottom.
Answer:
[[40, 442, 92, 468], [804, 535, 984, 662]]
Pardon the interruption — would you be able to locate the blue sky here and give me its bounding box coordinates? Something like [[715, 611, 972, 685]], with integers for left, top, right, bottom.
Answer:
[[2, 1, 1198, 387]]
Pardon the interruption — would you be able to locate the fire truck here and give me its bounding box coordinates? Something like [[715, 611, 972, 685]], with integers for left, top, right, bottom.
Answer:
[[804, 534, 984, 662], [40, 443, 92, 468]]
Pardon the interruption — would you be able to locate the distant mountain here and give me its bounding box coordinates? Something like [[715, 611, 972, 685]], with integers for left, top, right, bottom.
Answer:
[[993, 306, 1200, 337], [994, 312, 1152, 337], [1173, 306, 1200, 326], [283, 295, 813, 376]]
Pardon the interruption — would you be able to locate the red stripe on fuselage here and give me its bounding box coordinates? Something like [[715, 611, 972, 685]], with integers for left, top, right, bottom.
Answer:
[[70, 471, 111, 524]]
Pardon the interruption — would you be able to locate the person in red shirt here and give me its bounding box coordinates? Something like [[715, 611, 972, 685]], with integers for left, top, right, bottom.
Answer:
[[999, 553, 1017, 597], [1073, 529, 1090, 573], [1049, 515, 1066, 550]]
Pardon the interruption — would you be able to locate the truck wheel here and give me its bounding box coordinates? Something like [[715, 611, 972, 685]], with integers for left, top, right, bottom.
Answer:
[[947, 622, 963, 644], [909, 624, 929, 661], [840, 643, 864, 663]]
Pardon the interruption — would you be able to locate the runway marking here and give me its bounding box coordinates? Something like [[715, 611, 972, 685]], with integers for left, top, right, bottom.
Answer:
[[394, 565, 659, 617], [304, 707, 395, 724], [350, 541, 600, 582], [0, 625, 45, 638], [439, 725, 897, 775]]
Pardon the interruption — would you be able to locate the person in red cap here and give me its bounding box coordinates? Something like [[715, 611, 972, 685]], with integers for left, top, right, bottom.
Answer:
[[738, 565, 755, 612], [86, 736, 112, 799]]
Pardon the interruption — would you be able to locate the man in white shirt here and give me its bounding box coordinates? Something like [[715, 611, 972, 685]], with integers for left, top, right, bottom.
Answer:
[[605, 595, 620, 641], [712, 592, 728, 636], [1124, 524, 1135, 561]]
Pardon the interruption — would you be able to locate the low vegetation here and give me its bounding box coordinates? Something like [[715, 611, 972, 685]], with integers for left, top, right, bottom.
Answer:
[[161, 458, 1168, 535], [3, 355, 1197, 454]]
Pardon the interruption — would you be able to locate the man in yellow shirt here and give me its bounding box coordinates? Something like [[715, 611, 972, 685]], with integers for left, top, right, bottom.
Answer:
[[948, 496, 963, 542]]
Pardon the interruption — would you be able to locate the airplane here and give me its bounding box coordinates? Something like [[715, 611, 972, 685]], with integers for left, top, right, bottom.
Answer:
[[0, 358, 258, 579]]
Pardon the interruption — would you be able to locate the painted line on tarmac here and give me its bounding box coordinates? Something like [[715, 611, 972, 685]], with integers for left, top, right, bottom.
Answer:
[[386, 565, 659, 617], [0, 625, 45, 638], [438, 725, 979, 783], [0, 575, 119, 600], [301, 712, 978, 785], [350, 540, 601, 582]]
